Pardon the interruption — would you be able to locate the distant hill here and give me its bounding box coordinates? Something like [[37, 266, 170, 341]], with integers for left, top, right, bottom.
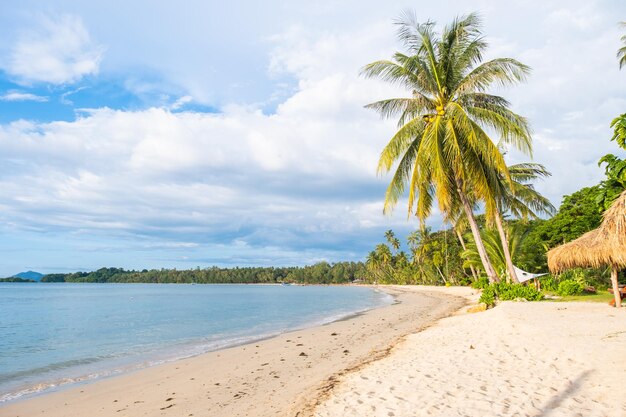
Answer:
[[13, 271, 44, 281]]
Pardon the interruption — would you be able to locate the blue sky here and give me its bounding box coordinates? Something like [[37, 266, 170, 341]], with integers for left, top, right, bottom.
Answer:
[[0, 0, 625, 275]]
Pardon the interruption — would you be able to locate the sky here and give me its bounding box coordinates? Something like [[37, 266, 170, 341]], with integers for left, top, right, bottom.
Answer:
[[0, 0, 625, 275]]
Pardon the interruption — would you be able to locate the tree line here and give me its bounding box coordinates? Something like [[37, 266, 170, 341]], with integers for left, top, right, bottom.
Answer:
[[35, 262, 367, 284]]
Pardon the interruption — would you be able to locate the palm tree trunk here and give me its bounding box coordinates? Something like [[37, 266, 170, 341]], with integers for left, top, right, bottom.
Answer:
[[494, 211, 519, 283], [453, 227, 479, 280], [610, 267, 621, 308], [435, 266, 448, 284], [456, 185, 500, 283]]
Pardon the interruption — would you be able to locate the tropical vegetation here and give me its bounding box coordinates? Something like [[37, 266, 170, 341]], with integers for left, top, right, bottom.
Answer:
[[362, 12, 533, 283], [31, 263, 367, 284]]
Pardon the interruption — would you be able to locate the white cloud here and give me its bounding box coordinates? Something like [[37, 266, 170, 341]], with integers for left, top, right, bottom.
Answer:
[[0, 25, 414, 259], [0, 0, 625, 272], [5, 14, 104, 85], [170, 95, 193, 110], [0, 91, 48, 102]]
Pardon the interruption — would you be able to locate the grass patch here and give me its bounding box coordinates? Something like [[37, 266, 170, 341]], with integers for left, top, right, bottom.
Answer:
[[543, 291, 622, 304]]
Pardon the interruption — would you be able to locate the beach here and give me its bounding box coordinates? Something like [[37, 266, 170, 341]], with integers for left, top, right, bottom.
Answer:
[[2, 286, 624, 417], [0, 286, 471, 417], [313, 295, 626, 417]]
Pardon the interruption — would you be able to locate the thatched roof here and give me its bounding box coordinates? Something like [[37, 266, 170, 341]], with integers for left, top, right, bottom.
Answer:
[[548, 190, 626, 273]]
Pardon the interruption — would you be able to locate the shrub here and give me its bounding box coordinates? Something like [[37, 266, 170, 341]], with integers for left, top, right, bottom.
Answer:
[[556, 279, 585, 296], [539, 275, 558, 292], [497, 283, 544, 301], [479, 282, 544, 307], [479, 285, 496, 307], [471, 276, 490, 289]]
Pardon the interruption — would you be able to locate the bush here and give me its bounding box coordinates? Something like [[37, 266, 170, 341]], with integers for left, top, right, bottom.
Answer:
[[471, 276, 490, 289], [539, 275, 558, 292], [497, 283, 544, 301], [479, 285, 496, 307], [479, 282, 544, 307], [556, 279, 585, 296]]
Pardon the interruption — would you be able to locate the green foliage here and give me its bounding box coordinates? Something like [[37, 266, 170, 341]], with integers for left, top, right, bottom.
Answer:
[[611, 113, 626, 148], [538, 275, 558, 292], [500, 163, 555, 220], [0, 277, 35, 282], [496, 282, 544, 302], [471, 276, 490, 289], [539, 268, 612, 293], [38, 263, 367, 285], [479, 285, 496, 306], [556, 280, 585, 296], [479, 282, 544, 307], [462, 223, 528, 278], [526, 186, 602, 250], [596, 115, 626, 210], [366, 228, 469, 285], [363, 12, 532, 282]]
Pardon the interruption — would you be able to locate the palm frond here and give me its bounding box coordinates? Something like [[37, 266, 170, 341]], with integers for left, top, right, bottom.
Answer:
[[454, 58, 530, 95], [365, 95, 435, 126], [377, 117, 426, 174]]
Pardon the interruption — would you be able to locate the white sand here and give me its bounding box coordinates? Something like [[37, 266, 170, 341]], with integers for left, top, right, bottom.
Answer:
[[313, 298, 626, 417]]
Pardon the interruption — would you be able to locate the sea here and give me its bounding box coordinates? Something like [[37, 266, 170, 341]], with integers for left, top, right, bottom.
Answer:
[[0, 283, 392, 403]]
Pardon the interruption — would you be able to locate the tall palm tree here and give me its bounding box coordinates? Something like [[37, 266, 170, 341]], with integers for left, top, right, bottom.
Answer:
[[363, 12, 532, 283], [490, 162, 555, 282]]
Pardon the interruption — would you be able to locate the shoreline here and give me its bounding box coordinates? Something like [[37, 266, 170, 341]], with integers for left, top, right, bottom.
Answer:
[[0, 285, 475, 417], [0, 283, 393, 405]]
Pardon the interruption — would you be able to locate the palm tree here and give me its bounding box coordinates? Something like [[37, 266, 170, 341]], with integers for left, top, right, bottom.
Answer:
[[363, 12, 532, 283], [618, 22, 626, 69], [384, 229, 401, 252], [491, 162, 555, 282], [448, 213, 479, 280], [407, 227, 432, 264], [462, 224, 528, 276]]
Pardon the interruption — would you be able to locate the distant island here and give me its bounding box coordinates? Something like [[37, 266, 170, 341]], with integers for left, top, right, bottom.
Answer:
[[0, 271, 44, 283], [14, 271, 44, 281], [1, 263, 366, 285]]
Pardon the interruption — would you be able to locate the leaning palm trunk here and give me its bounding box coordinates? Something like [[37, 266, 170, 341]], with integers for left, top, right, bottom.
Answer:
[[453, 225, 479, 280], [494, 212, 519, 283], [457, 185, 499, 282]]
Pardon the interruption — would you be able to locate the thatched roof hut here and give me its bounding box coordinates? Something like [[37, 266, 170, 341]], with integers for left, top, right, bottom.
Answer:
[[547, 190, 626, 307]]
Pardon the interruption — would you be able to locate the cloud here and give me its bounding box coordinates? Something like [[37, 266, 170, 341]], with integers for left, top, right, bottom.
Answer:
[[0, 23, 416, 267], [0, 91, 48, 102], [5, 13, 104, 85], [0, 0, 624, 273], [170, 95, 193, 111]]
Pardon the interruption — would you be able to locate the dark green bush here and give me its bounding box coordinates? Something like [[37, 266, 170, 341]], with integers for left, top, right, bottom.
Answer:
[[556, 279, 585, 296]]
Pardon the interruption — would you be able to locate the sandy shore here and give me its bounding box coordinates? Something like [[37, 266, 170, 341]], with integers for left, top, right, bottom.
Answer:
[[313, 297, 626, 417], [0, 286, 472, 417]]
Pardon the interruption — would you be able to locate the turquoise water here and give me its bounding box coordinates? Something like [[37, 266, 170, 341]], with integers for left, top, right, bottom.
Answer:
[[0, 283, 391, 402]]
